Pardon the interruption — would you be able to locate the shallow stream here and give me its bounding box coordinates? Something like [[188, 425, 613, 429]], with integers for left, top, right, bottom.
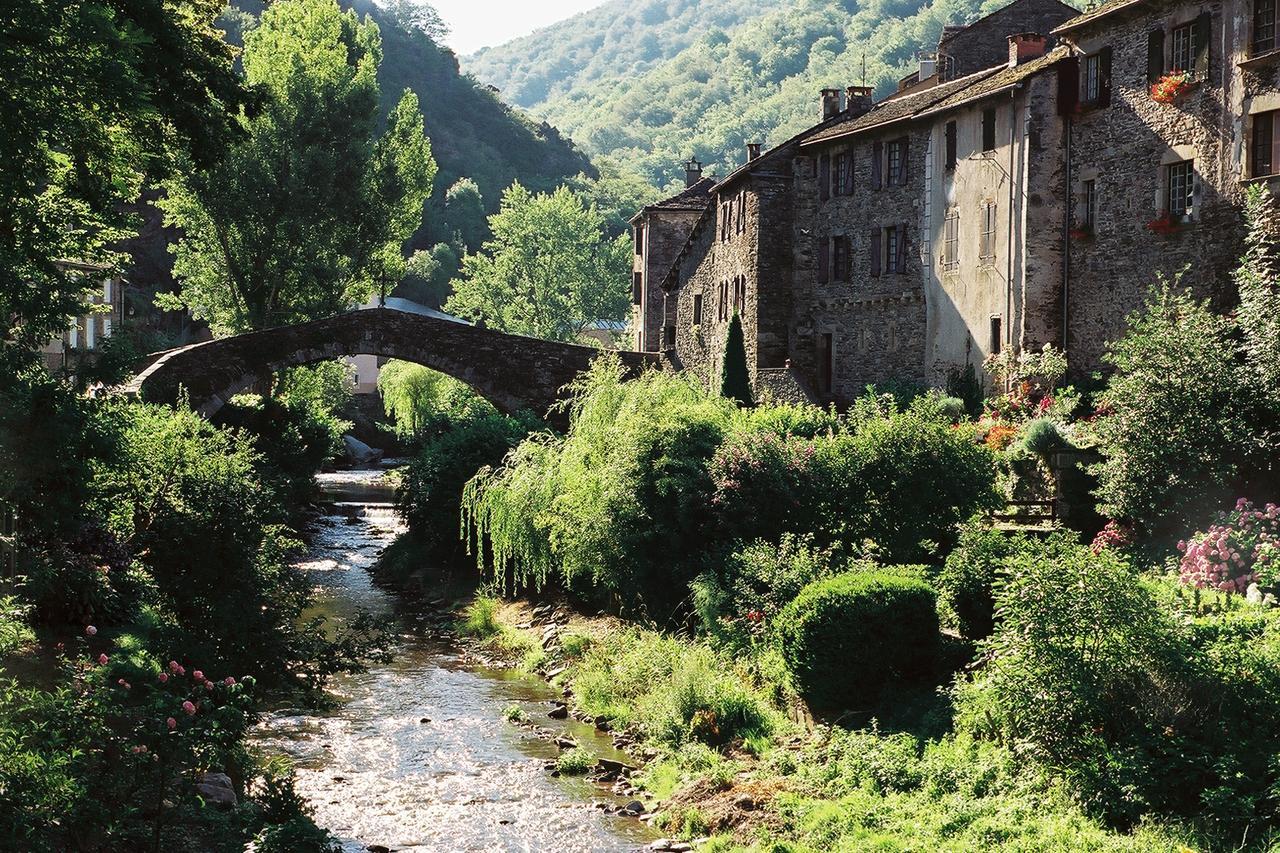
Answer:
[[253, 469, 651, 852]]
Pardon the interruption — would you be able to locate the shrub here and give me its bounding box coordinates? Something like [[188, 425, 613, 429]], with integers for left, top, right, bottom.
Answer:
[[719, 313, 753, 406], [555, 748, 595, 775], [937, 523, 1039, 641], [1016, 416, 1069, 458], [1177, 498, 1280, 593], [377, 359, 495, 437], [458, 595, 500, 638], [776, 571, 940, 711]]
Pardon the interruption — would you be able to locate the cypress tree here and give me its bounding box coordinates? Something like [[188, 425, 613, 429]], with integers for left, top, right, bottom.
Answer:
[[719, 313, 754, 406]]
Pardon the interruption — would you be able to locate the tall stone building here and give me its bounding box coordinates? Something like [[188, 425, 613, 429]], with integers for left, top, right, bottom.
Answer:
[[638, 0, 1280, 404]]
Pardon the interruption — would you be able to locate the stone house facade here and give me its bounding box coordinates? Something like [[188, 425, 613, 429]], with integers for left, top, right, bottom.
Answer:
[[38, 262, 125, 374], [639, 0, 1280, 405]]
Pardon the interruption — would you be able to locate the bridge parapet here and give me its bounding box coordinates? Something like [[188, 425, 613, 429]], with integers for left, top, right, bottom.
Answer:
[[125, 309, 661, 423]]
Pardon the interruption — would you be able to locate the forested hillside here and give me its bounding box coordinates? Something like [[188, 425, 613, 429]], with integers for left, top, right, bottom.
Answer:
[[465, 0, 1082, 187], [227, 0, 593, 247], [465, 0, 785, 109]]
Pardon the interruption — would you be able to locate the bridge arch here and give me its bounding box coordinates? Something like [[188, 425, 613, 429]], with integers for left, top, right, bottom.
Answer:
[[127, 309, 660, 421]]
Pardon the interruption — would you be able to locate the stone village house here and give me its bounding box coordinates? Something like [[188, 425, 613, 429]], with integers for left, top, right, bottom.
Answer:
[[629, 0, 1280, 404]]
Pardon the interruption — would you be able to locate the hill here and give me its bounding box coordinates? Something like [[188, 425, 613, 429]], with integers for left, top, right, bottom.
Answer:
[[464, 0, 1083, 188], [465, 0, 785, 109]]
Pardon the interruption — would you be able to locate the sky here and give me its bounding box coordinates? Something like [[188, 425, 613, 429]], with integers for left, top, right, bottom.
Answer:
[[430, 0, 607, 55]]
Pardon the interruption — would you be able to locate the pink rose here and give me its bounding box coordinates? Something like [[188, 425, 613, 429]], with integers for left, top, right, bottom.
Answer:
[[97, 653, 108, 665], [182, 700, 196, 715], [204, 681, 214, 691], [166, 717, 177, 731], [224, 676, 236, 686], [158, 672, 169, 683], [192, 670, 203, 681], [85, 625, 97, 637]]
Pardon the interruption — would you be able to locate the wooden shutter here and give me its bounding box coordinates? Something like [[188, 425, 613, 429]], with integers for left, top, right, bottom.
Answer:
[[819, 153, 831, 202], [872, 141, 883, 189], [1057, 56, 1080, 115], [1147, 28, 1165, 82], [870, 228, 881, 277], [900, 137, 910, 185], [1098, 47, 1113, 107], [1195, 12, 1211, 78], [945, 121, 957, 168], [1274, 113, 1280, 178], [896, 224, 907, 272], [817, 236, 829, 283]]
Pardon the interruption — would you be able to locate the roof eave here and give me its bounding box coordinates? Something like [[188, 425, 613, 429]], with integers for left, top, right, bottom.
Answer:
[[1051, 0, 1146, 35]]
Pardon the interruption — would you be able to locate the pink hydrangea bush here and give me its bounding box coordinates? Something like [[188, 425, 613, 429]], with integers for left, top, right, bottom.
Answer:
[[1178, 499, 1280, 594]]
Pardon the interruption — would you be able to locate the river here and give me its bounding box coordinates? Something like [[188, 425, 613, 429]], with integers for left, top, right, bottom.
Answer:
[[253, 469, 653, 852]]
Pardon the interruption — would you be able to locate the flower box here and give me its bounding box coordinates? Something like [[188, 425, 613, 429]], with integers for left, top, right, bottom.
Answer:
[[1146, 213, 1182, 235], [1150, 71, 1193, 104]]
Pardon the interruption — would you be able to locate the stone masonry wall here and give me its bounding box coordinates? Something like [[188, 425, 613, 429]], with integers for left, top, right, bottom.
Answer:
[[939, 0, 1078, 78], [634, 207, 700, 352], [792, 127, 930, 404]]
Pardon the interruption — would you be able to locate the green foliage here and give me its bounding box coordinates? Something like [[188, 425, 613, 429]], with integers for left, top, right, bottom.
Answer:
[[457, 595, 500, 638], [0, 0, 249, 371], [719, 313, 754, 406], [0, 598, 35, 657], [443, 177, 488, 251], [937, 522, 1036, 641], [569, 628, 779, 748], [378, 360, 495, 437], [1091, 282, 1280, 540], [1015, 416, 1069, 459], [397, 243, 461, 308], [555, 748, 595, 775], [444, 183, 632, 342], [776, 571, 940, 711], [162, 0, 437, 333], [569, 155, 666, 237], [394, 408, 534, 563], [1236, 186, 1280, 388]]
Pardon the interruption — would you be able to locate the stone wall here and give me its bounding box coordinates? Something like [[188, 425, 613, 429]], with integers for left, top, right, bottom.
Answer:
[[633, 208, 702, 352], [1062, 0, 1251, 371], [938, 0, 1078, 78], [793, 127, 931, 403]]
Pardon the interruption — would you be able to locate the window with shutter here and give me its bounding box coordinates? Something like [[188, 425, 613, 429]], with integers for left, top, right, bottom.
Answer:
[[944, 121, 957, 171], [632, 272, 643, 304], [990, 316, 1003, 355], [887, 139, 906, 185], [981, 109, 997, 152], [1082, 53, 1102, 103], [1255, 0, 1277, 55], [693, 294, 703, 326], [819, 153, 831, 202], [635, 226, 644, 255], [869, 228, 882, 277], [1147, 28, 1165, 81], [885, 227, 900, 274], [1098, 47, 1113, 106], [1194, 13, 1210, 78], [1171, 21, 1195, 73], [1166, 160, 1195, 221], [834, 152, 853, 195], [943, 209, 959, 271], [872, 141, 883, 189], [1252, 111, 1279, 178], [817, 236, 830, 283], [895, 223, 907, 272], [980, 202, 997, 263], [832, 236, 850, 281]]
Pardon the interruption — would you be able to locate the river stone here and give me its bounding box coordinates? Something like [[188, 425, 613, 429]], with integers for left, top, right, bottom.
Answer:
[[343, 434, 383, 466], [620, 800, 645, 816], [194, 772, 236, 808], [547, 704, 568, 719]]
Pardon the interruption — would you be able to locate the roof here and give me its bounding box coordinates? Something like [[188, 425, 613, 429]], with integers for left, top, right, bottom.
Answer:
[[917, 46, 1071, 114], [631, 177, 717, 222], [942, 0, 1082, 45], [1052, 0, 1146, 34], [801, 66, 1003, 146]]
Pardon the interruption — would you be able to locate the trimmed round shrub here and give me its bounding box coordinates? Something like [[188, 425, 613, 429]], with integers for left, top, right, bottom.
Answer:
[[776, 571, 940, 711]]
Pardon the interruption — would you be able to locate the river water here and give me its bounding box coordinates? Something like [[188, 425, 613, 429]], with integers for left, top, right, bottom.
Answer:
[[254, 469, 651, 852]]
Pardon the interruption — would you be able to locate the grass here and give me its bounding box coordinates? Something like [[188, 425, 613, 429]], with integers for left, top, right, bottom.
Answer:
[[457, 595, 500, 638], [555, 748, 595, 775], [503, 704, 525, 723]]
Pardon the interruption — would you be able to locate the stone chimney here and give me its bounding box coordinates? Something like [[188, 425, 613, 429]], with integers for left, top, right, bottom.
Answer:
[[746, 143, 762, 162], [845, 86, 873, 116], [820, 88, 843, 120], [684, 157, 703, 188], [1008, 33, 1047, 67]]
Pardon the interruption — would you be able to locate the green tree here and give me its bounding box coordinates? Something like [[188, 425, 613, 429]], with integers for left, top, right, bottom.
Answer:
[[0, 0, 250, 370], [720, 313, 754, 406], [161, 0, 436, 334], [569, 156, 664, 237], [445, 184, 630, 342], [398, 243, 460, 308], [444, 178, 488, 251], [1237, 186, 1280, 388]]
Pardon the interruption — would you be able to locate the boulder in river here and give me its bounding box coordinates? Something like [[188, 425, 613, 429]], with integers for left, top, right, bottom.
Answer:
[[343, 434, 384, 466], [194, 772, 237, 808]]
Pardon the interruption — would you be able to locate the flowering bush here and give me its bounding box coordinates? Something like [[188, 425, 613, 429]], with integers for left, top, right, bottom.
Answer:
[[1091, 520, 1135, 554], [1178, 499, 1280, 593], [984, 423, 1018, 451], [1150, 70, 1192, 103]]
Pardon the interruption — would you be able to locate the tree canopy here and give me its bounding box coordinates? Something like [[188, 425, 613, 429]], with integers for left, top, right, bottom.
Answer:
[[161, 0, 437, 334], [444, 184, 630, 343], [0, 0, 251, 369]]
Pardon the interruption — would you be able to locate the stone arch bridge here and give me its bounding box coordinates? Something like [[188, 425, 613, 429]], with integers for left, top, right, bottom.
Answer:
[[125, 309, 660, 421]]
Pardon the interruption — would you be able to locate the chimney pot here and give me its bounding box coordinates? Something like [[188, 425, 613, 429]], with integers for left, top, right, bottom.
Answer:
[[845, 85, 873, 115], [746, 143, 762, 161], [683, 157, 703, 188], [1007, 33, 1047, 67], [820, 88, 843, 120]]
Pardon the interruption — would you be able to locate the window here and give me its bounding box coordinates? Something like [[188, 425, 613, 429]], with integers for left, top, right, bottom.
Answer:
[[736, 190, 747, 234], [818, 333, 833, 395], [1166, 160, 1195, 221], [832, 235, 851, 281], [979, 201, 997, 264], [1171, 21, 1195, 72], [632, 272, 643, 304], [1254, 111, 1279, 177], [635, 226, 644, 255], [944, 121, 957, 171], [1256, 0, 1278, 55], [717, 281, 729, 321], [818, 152, 831, 202], [943, 209, 959, 270], [884, 226, 903, 274], [990, 316, 1003, 355], [834, 151, 854, 195], [733, 276, 746, 314], [981, 109, 997, 152], [1082, 179, 1097, 230], [1083, 53, 1100, 103], [887, 138, 907, 185], [693, 294, 704, 326]]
